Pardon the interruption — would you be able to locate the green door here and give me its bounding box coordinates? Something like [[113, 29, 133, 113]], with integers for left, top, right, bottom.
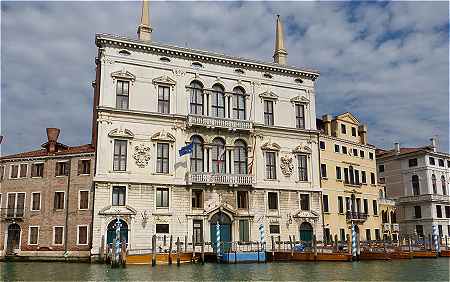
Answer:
[[107, 219, 128, 245], [210, 212, 232, 252], [299, 222, 313, 242]]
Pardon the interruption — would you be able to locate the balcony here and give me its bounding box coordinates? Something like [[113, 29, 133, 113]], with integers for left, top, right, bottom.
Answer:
[[379, 198, 396, 206], [187, 115, 252, 131], [346, 211, 368, 222], [0, 208, 25, 221], [398, 194, 450, 204], [383, 223, 391, 233], [392, 223, 400, 232], [188, 172, 253, 186]]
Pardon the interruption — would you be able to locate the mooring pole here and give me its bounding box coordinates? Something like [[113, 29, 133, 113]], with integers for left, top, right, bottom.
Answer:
[[176, 237, 181, 266], [152, 234, 156, 267]]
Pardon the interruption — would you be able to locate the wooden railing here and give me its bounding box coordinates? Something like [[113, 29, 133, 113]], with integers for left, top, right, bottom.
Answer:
[[188, 172, 253, 185], [187, 115, 252, 130]]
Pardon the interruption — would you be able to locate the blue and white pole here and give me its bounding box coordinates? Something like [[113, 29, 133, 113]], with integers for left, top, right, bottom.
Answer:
[[351, 223, 357, 260], [259, 224, 265, 249], [432, 224, 440, 253], [115, 218, 122, 263], [216, 222, 221, 255]]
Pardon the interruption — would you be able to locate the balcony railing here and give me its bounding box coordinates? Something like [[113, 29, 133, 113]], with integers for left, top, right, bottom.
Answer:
[[382, 223, 391, 232], [392, 223, 400, 232], [187, 115, 252, 131], [398, 194, 450, 204], [0, 208, 25, 220], [188, 172, 253, 186], [346, 211, 368, 222]]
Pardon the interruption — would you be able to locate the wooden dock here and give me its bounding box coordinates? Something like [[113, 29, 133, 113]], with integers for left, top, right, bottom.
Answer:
[[126, 252, 196, 265], [268, 252, 351, 262]]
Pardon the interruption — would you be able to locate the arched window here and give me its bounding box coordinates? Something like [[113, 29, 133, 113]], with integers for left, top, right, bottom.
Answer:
[[412, 175, 420, 196], [107, 219, 128, 245], [190, 135, 204, 173], [432, 174, 437, 194], [441, 175, 447, 195], [391, 211, 397, 223], [234, 140, 248, 174], [211, 84, 225, 118], [190, 81, 204, 115], [382, 211, 388, 223], [232, 87, 246, 120], [212, 138, 226, 173]]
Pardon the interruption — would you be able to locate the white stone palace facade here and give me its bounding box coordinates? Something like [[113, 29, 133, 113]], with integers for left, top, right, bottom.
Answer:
[[90, 3, 322, 258]]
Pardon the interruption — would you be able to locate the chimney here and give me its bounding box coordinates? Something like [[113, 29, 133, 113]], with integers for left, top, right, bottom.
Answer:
[[430, 137, 437, 152], [137, 0, 152, 42], [322, 114, 332, 136], [358, 124, 368, 145], [394, 142, 400, 154], [46, 128, 60, 153], [273, 15, 288, 65]]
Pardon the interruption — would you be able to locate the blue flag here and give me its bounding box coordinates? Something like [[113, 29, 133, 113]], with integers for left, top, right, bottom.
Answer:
[[179, 142, 194, 156]]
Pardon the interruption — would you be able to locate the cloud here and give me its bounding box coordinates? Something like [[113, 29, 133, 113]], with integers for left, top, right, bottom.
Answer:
[[1, 1, 448, 155]]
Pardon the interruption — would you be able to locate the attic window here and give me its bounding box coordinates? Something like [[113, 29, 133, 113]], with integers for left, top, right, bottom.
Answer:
[[118, 49, 131, 56], [191, 62, 203, 68], [234, 68, 245, 75], [294, 78, 304, 84], [160, 57, 171, 62], [263, 73, 273, 79]]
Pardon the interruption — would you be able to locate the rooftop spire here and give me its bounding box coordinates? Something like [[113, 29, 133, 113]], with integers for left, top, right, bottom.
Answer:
[[273, 15, 288, 65], [137, 0, 152, 41]]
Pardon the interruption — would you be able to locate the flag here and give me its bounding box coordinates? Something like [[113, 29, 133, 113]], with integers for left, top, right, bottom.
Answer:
[[179, 142, 194, 156], [0, 136, 3, 144]]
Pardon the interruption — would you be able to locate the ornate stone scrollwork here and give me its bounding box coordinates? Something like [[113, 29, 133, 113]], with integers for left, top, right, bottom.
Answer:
[[280, 155, 294, 176], [133, 143, 151, 168]]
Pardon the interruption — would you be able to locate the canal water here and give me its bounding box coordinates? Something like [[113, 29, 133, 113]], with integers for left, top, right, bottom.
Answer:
[[1, 259, 449, 281]]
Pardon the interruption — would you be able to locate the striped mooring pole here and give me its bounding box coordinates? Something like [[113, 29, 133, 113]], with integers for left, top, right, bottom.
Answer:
[[351, 223, 357, 260], [259, 224, 265, 249], [432, 225, 440, 253], [216, 222, 221, 255]]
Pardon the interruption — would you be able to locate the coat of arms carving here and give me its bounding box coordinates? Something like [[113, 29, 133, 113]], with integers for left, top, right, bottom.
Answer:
[[280, 155, 294, 176], [133, 144, 151, 168]]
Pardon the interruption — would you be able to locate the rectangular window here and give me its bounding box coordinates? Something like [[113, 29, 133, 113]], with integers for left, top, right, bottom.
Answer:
[[341, 124, 346, 134], [29, 226, 39, 245], [193, 220, 203, 244], [156, 187, 169, 208], [237, 191, 249, 209], [268, 192, 278, 210], [416, 225, 424, 237], [378, 165, 385, 173], [54, 192, 65, 210], [263, 100, 274, 126], [363, 199, 368, 214], [19, 164, 28, 178], [156, 143, 169, 173], [53, 226, 64, 245], [0, 166, 4, 180], [156, 224, 169, 234], [345, 197, 350, 212], [448, 160, 450, 168], [116, 80, 129, 110], [157, 85, 170, 114], [408, 158, 418, 167], [78, 160, 91, 175], [437, 205, 442, 218], [319, 141, 326, 150], [7, 193, 25, 217], [366, 229, 371, 241], [297, 155, 308, 181], [233, 92, 246, 120], [355, 170, 360, 185], [79, 191, 89, 210], [438, 159, 445, 167], [334, 144, 340, 153], [336, 166, 342, 180], [269, 224, 280, 234], [31, 193, 41, 211], [351, 127, 357, 137], [300, 194, 310, 211], [445, 206, 450, 218], [352, 148, 358, 157], [55, 161, 69, 176], [373, 200, 378, 215], [323, 195, 329, 212], [31, 163, 44, 177], [10, 164, 19, 179], [192, 189, 203, 209], [77, 226, 88, 245], [295, 104, 305, 129], [266, 152, 276, 179], [375, 229, 381, 240], [360, 150, 365, 158], [370, 173, 376, 185], [112, 186, 126, 206], [321, 164, 327, 178], [342, 146, 347, 154], [429, 157, 435, 165], [369, 152, 374, 160], [239, 220, 250, 242], [340, 229, 346, 242], [438, 225, 443, 236], [338, 196, 344, 213], [113, 140, 127, 171], [324, 228, 331, 243], [414, 206, 422, 218], [361, 171, 367, 184]]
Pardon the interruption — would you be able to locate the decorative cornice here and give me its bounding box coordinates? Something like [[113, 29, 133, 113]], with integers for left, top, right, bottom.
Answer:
[[108, 128, 135, 139], [111, 69, 136, 82], [261, 141, 281, 151], [151, 131, 176, 142], [152, 75, 176, 87], [293, 144, 312, 154], [290, 95, 310, 104], [259, 90, 279, 100], [96, 34, 320, 81]]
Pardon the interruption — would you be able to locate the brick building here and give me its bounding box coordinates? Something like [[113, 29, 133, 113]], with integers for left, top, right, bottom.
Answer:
[[0, 128, 95, 260]]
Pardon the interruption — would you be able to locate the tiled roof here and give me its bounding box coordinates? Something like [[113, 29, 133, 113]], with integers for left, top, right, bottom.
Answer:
[[376, 147, 431, 158], [1, 144, 95, 160]]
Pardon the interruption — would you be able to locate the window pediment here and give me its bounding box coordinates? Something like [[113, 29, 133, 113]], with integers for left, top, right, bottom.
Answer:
[[290, 95, 310, 104], [293, 145, 312, 154], [152, 75, 176, 87], [111, 69, 136, 82], [261, 141, 281, 151], [259, 90, 279, 100], [108, 128, 134, 139], [151, 131, 176, 143]]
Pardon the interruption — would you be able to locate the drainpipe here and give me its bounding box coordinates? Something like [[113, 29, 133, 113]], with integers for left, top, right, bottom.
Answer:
[[317, 133, 325, 242], [64, 158, 72, 256]]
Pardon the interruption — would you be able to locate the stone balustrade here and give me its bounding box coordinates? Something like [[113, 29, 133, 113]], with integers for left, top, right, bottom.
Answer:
[[188, 172, 253, 185], [187, 115, 252, 131]]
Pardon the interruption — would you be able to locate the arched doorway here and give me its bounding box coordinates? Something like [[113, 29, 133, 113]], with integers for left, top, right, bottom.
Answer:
[[299, 222, 313, 242], [106, 219, 128, 245], [210, 212, 232, 252], [6, 224, 21, 254]]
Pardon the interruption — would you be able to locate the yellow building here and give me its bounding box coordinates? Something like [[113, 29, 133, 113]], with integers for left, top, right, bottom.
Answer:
[[317, 113, 382, 242]]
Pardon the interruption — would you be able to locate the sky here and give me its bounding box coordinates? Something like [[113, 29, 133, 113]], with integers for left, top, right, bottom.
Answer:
[[1, 1, 449, 155]]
